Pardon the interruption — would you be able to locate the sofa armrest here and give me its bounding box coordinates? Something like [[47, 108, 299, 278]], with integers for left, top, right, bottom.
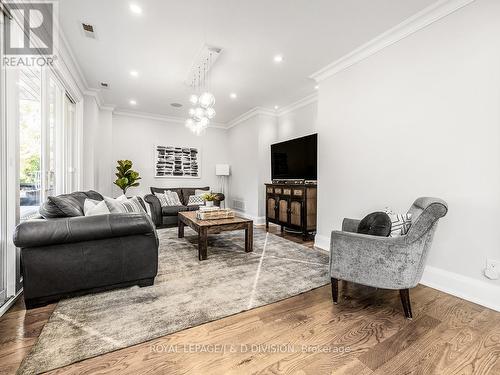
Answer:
[[341, 218, 360, 233], [144, 194, 162, 226], [14, 213, 156, 248]]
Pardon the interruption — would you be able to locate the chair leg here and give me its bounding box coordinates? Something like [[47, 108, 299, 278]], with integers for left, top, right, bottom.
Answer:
[[399, 289, 413, 320], [331, 278, 339, 304]]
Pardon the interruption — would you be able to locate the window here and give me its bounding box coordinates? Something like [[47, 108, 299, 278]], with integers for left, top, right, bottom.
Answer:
[[18, 67, 42, 220]]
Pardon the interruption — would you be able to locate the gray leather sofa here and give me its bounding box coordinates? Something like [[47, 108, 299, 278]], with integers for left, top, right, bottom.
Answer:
[[144, 186, 224, 228], [13, 192, 159, 309]]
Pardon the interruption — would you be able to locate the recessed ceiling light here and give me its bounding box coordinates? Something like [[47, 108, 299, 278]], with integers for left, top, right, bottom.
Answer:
[[274, 105, 279, 110], [230, 93, 237, 99], [273, 55, 283, 63], [130, 70, 139, 77], [129, 3, 142, 14], [314, 85, 319, 90], [129, 99, 137, 105]]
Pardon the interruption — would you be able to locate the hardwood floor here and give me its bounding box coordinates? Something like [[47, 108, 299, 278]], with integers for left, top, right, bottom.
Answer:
[[1, 226, 499, 375]]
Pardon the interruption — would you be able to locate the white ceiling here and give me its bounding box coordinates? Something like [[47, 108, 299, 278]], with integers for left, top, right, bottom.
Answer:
[[60, 0, 437, 123]]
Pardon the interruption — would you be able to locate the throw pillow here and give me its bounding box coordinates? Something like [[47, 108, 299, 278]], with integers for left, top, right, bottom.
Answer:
[[167, 190, 182, 205], [104, 196, 145, 214], [154, 192, 169, 207], [187, 194, 205, 206], [84, 199, 110, 216], [384, 208, 412, 237], [155, 190, 182, 207], [357, 212, 392, 237]]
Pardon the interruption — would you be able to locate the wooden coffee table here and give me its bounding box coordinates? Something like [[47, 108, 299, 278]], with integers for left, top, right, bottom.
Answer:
[[178, 211, 253, 261]]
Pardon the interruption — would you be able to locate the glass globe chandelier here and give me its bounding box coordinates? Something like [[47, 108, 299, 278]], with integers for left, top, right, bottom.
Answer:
[[186, 50, 217, 135]]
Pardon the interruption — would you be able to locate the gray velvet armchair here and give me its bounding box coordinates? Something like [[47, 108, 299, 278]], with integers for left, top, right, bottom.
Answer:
[[330, 197, 448, 319]]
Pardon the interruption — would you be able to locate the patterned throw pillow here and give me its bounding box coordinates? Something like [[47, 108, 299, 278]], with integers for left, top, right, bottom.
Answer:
[[167, 190, 182, 205], [187, 194, 205, 206], [155, 190, 182, 207], [104, 196, 145, 213], [384, 208, 412, 237], [154, 192, 169, 207]]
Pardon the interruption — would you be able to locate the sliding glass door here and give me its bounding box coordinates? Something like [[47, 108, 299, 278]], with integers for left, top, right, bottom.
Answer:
[[0, 5, 7, 307], [18, 67, 43, 220], [17, 68, 70, 221]]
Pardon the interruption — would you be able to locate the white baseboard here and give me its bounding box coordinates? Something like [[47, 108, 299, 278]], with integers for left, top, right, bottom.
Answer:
[[421, 266, 500, 312], [0, 288, 22, 318], [233, 210, 266, 225]]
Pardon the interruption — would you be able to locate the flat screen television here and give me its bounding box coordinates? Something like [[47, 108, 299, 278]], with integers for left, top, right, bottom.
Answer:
[[271, 134, 317, 180]]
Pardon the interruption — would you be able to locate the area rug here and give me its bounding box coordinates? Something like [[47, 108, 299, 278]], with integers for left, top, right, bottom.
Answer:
[[18, 227, 329, 374]]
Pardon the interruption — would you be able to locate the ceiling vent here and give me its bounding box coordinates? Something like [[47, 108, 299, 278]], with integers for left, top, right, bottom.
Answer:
[[99, 82, 110, 89], [81, 23, 97, 39]]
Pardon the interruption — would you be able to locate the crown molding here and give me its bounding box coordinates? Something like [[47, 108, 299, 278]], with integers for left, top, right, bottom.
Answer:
[[113, 110, 227, 129], [226, 107, 277, 129], [57, 29, 89, 96], [100, 105, 116, 112], [57, 22, 110, 108], [225, 92, 318, 129], [277, 93, 317, 117], [310, 0, 476, 82]]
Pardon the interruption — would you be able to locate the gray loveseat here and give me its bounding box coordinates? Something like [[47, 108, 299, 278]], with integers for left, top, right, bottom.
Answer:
[[13, 191, 159, 309], [330, 197, 448, 319], [144, 186, 224, 228]]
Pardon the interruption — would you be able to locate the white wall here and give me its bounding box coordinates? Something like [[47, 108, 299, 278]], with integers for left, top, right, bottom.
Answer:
[[96, 109, 113, 196], [81, 95, 99, 191], [226, 113, 278, 220], [111, 114, 229, 197], [257, 114, 279, 217], [277, 101, 318, 142], [315, 0, 500, 298], [226, 117, 260, 218], [82, 96, 114, 196]]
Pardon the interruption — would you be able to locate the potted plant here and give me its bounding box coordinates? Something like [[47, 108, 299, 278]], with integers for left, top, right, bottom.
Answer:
[[113, 160, 141, 194], [202, 192, 217, 207]]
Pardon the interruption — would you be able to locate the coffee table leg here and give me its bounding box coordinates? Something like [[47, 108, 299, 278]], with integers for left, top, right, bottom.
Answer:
[[199, 228, 208, 261], [245, 223, 253, 253], [178, 220, 184, 238]]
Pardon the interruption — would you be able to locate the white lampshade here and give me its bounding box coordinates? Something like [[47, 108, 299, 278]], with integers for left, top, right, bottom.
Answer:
[[215, 164, 230, 176]]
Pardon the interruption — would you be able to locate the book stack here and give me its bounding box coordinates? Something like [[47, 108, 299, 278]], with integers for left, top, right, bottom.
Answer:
[[197, 208, 235, 220]]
